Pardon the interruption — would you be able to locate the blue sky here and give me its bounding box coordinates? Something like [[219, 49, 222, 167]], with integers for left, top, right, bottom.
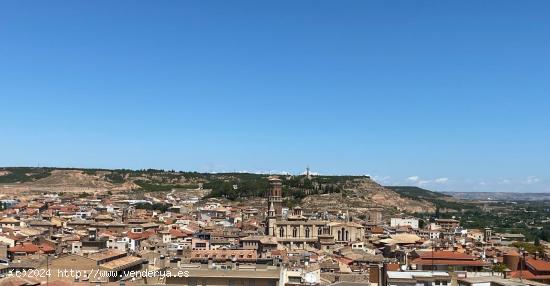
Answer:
[[1, 1, 549, 192]]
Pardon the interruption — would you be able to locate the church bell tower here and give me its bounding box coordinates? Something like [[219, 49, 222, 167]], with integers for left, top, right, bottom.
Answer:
[[267, 176, 283, 217]]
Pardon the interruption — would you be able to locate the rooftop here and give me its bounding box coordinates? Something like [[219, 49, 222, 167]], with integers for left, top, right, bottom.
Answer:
[[172, 265, 280, 279], [387, 271, 450, 280], [100, 256, 145, 271], [88, 249, 126, 261]]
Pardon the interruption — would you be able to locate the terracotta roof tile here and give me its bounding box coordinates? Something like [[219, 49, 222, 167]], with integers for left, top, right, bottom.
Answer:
[[8, 242, 55, 254], [526, 258, 550, 272], [419, 251, 478, 260]]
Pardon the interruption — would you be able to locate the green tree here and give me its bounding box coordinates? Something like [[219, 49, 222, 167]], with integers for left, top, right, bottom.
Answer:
[[419, 219, 426, 229], [492, 263, 507, 274]]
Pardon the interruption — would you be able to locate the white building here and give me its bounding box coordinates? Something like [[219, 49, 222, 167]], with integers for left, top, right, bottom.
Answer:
[[106, 237, 129, 251], [387, 271, 450, 286], [391, 217, 420, 229]]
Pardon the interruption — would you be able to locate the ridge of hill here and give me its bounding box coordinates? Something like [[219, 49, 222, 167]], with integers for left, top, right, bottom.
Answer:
[[385, 186, 450, 200], [0, 167, 436, 213], [302, 179, 436, 213]]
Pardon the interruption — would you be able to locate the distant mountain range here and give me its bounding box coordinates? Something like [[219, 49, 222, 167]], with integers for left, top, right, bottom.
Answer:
[[386, 186, 550, 203], [384, 185, 550, 202], [385, 186, 474, 211], [443, 191, 550, 201]]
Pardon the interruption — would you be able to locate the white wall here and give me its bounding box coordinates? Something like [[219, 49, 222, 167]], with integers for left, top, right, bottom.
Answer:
[[391, 218, 419, 229]]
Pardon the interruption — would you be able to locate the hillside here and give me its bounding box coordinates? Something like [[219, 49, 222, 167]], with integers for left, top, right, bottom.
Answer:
[[0, 167, 205, 194], [302, 179, 436, 213], [387, 186, 474, 212], [0, 167, 436, 213], [385, 186, 450, 200]]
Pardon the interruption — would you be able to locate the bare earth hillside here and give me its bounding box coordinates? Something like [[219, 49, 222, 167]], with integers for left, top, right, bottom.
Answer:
[[0, 169, 138, 194], [302, 177, 435, 214], [0, 168, 435, 214]]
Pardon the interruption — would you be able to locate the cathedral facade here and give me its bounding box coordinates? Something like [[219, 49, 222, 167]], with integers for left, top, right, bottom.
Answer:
[[265, 176, 365, 250]]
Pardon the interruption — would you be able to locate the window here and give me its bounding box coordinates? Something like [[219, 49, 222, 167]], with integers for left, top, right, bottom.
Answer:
[[318, 227, 322, 235], [292, 227, 298, 238], [279, 227, 284, 238], [305, 227, 310, 238]]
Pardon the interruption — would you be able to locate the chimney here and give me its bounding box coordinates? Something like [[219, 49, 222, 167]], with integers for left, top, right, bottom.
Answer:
[[208, 258, 213, 269], [231, 257, 238, 269]]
